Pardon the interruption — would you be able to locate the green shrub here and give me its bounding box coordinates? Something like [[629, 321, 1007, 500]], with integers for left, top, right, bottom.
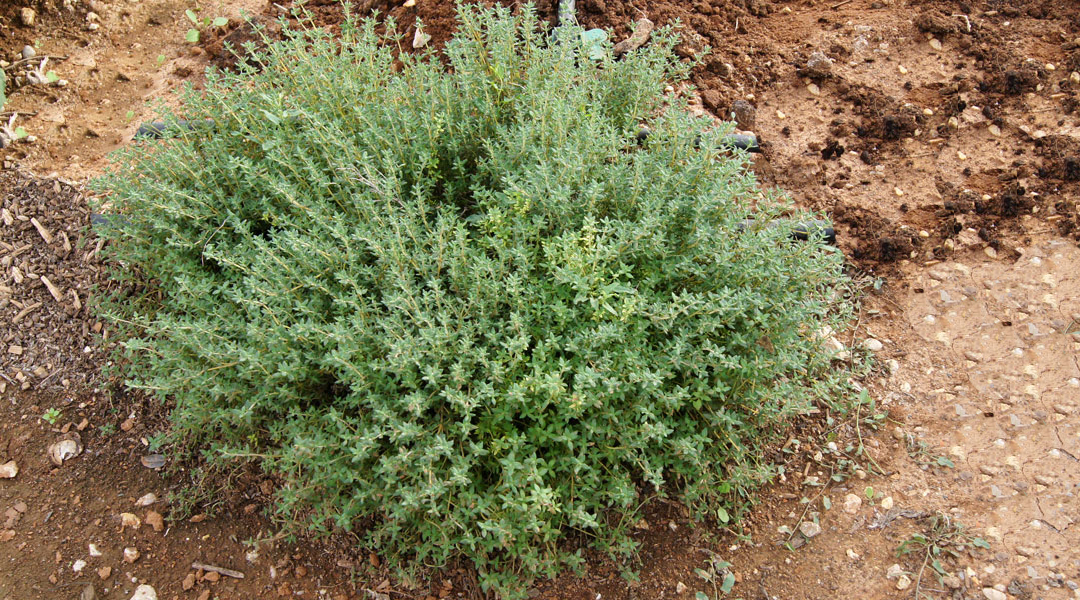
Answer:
[[94, 4, 855, 596]]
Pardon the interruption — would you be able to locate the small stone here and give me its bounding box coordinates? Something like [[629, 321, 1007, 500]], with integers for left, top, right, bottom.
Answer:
[[887, 564, 904, 579], [89, 543, 103, 557], [892, 427, 905, 441], [120, 513, 141, 531], [21, 45, 35, 60], [776, 109, 786, 120], [19, 7, 36, 27], [676, 582, 687, 594], [982, 588, 1007, 600], [988, 124, 1001, 136], [929, 38, 942, 50], [141, 455, 165, 469], [964, 351, 984, 362], [799, 521, 822, 538], [880, 496, 894, 510], [732, 99, 756, 129], [411, 27, 431, 49], [204, 571, 220, 583], [843, 493, 862, 514], [73, 559, 87, 572], [0, 461, 17, 479], [129, 584, 157, 600], [807, 83, 820, 95], [135, 493, 157, 507], [943, 576, 961, 589], [81, 585, 96, 600], [97, 566, 111, 580], [846, 548, 860, 560], [897, 575, 912, 590], [47, 433, 84, 466], [182, 573, 196, 590], [898, 65, 908, 75], [1015, 546, 1037, 557], [864, 338, 883, 351], [985, 246, 998, 259], [403, 0, 415, 6], [145, 511, 164, 532], [805, 51, 832, 78], [123, 547, 140, 563]]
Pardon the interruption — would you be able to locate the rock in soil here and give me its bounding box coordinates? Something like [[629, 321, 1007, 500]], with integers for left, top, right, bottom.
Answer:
[[843, 493, 862, 514], [805, 50, 832, 78], [19, 7, 36, 27], [799, 521, 822, 538], [732, 100, 756, 130], [0, 461, 17, 479], [47, 433, 83, 466], [613, 17, 654, 57], [129, 585, 157, 600]]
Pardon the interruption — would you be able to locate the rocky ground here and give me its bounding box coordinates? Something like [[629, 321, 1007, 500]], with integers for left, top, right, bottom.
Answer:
[[2, 0, 1079, 599]]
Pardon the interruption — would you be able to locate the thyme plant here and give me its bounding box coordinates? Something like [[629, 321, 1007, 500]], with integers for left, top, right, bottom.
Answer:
[[94, 4, 855, 596]]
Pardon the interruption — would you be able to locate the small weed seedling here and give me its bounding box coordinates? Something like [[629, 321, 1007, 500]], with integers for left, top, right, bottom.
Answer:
[[693, 553, 736, 599], [904, 433, 955, 470], [41, 407, 61, 425], [184, 9, 229, 43], [896, 513, 990, 598]]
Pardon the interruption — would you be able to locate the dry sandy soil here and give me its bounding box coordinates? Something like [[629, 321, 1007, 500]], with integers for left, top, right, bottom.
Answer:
[[2, 0, 1079, 599]]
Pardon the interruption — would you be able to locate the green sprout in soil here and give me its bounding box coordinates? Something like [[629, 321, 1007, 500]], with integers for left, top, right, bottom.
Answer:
[[41, 407, 62, 425], [905, 433, 955, 470], [897, 513, 991, 599]]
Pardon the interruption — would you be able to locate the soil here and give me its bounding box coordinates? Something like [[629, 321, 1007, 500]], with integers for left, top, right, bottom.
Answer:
[[2, 0, 1080, 599]]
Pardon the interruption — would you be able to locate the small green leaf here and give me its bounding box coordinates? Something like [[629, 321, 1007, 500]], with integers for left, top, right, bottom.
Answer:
[[716, 506, 729, 524], [156, 54, 166, 65], [864, 486, 874, 499], [695, 592, 710, 600], [45, 70, 59, 83], [212, 16, 229, 27], [822, 496, 832, 510], [720, 572, 736, 594], [694, 567, 713, 582], [972, 537, 990, 549], [185, 9, 198, 23], [186, 28, 200, 43], [125, 110, 135, 121], [936, 456, 955, 468], [13, 127, 28, 139]]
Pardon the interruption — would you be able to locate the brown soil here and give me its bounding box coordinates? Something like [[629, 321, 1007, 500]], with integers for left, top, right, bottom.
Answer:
[[2, 0, 1080, 599]]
